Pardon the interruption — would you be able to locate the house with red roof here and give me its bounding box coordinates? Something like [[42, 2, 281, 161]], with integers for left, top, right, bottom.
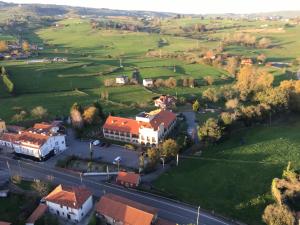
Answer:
[[45, 184, 93, 223], [95, 193, 158, 225], [116, 171, 141, 187], [103, 109, 176, 147], [0, 121, 66, 160]]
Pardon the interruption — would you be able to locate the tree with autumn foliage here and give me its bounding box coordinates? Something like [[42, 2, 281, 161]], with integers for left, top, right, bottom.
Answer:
[[0, 40, 8, 52]]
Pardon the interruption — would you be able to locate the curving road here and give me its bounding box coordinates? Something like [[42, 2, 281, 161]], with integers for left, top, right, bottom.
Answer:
[[0, 156, 237, 225]]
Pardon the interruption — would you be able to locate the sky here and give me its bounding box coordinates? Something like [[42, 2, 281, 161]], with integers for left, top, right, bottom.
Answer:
[[4, 0, 300, 14]]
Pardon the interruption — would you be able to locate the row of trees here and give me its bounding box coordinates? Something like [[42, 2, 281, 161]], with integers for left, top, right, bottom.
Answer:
[[0, 40, 31, 52], [262, 163, 299, 225], [1, 66, 14, 93], [196, 65, 300, 145], [223, 33, 272, 49], [70, 101, 106, 131], [12, 106, 48, 122]]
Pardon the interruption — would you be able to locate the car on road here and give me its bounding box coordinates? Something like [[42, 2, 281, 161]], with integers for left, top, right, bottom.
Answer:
[[100, 142, 106, 147], [92, 140, 100, 146], [113, 156, 121, 164]]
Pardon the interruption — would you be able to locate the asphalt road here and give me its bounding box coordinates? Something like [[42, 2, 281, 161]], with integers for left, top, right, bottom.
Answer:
[[0, 156, 237, 225]]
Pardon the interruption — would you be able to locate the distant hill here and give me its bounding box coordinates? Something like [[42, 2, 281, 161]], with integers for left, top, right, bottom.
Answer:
[[0, 1, 300, 19]]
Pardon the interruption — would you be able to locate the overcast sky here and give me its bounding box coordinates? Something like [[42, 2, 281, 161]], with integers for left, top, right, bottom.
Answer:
[[4, 0, 300, 14]]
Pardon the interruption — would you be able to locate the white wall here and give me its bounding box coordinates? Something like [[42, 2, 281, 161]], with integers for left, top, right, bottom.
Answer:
[[46, 196, 93, 222]]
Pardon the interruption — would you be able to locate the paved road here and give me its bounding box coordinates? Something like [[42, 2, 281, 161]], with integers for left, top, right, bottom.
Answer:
[[0, 156, 237, 225]]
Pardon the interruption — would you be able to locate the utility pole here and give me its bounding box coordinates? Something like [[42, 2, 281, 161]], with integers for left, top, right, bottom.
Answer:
[[161, 158, 165, 169], [196, 206, 200, 225], [106, 165, 109, 180], [176, 154, 179, 166], [17, 160, 22, 177], [80, 172, 83, 184], [6, 161, 11, 179]]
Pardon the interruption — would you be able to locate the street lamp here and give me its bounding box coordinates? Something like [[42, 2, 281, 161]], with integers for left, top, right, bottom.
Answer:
[[196, 206, 200, 225], [160, 157, 165, 169]]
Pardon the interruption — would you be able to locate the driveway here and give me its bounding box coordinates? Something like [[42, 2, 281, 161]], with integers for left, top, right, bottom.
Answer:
[[45, 129, 139, 169]]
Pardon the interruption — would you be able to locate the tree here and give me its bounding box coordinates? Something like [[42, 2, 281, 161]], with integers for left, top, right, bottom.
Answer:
[[104, 78, 115, 87], [31, 180, 50, 196], [83, 106, 100, 125], [198, 118, 223, 144], [258, 38, 272, 49], [262, 204, 295, 225], [0, 40, 8, 52], [192, 100, 200, 112], [226, 57, 239, 77], [160, 139, 179, 158], [70, 103, 84, 129], [165, 77, 177, 88], [31, 106, 48, 119], [93, 101, 106, 120], [220, 112, 234, 126], [271, 178, 282, 205], [202, 88, 219, 103], [147, 148, 160, 165], [203, 76, 214, 85], [255, 87, 289, 111], [22, 41, 30, 52], [225, 98, 239, 110], [154, 78, 165, 88]]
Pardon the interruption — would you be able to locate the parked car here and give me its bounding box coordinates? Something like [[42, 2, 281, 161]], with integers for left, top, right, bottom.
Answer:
[[113, 156, 121, 164], [105, 143, 111, 148], [100, 142, 106, 147], [92, 140, 100, 146]]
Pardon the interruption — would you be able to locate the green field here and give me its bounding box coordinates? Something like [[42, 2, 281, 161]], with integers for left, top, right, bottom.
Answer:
[[154, 113, 300, 224]]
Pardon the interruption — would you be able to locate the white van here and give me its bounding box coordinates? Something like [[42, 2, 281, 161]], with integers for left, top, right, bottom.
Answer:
[[92, 140, 100, 146], [113, 156, 121, 164]]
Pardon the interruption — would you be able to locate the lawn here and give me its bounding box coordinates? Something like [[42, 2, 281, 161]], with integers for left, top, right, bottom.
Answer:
[[0, 193, 38, 225], [154, 113, 300, 225]]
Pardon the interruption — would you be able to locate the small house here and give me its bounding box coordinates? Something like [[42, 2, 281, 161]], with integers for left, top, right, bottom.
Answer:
[[116, 75, 129, 85], [95, 193, 158, 225], [45, 185, 93, 223], [241, 58, 253, 66], [116, 171, 141, 188], [154, 95, 176, 109], [143, 79, 154, 87]]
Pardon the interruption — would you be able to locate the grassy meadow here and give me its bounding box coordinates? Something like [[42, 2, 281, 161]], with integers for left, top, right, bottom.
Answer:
[[154, 113, 300, 224]]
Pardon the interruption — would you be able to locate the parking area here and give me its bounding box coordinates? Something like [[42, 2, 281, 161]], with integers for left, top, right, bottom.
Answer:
[[45, 129, 140, 169]]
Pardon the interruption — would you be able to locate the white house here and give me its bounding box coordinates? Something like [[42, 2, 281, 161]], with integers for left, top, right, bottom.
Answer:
[[0, 122, 66, 160], [143, 79, 154, 87], [103, 109, 176, 147], [116, 75, 129, 85], [45, 185, 93, 223]]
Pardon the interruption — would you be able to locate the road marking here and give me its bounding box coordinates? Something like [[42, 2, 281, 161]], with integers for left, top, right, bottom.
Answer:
[[0, 156, 233, 225]]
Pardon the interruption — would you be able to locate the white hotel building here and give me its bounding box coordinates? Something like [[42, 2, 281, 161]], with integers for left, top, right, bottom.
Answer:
[[103, 109, 176, 146]]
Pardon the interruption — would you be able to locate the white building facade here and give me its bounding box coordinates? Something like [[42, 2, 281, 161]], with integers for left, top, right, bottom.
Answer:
[[45, 185, 93, 223]]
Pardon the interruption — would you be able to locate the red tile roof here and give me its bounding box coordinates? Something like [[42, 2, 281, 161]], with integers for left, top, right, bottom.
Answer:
[[103, 110, 176, 134], [95, 193, 157, 225], [103, 116, 140, 135], [116, 172, 141, 186], [26, 204, 48, 224], [0, 132, 21, 142], [45, 185, 92, 209], [18, 131, 49, 148]]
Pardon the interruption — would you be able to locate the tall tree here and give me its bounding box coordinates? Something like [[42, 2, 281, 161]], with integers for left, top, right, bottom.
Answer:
[[160, 139, 179, 158], [0, 40, 8, 52], [198, 118, 223, 144]]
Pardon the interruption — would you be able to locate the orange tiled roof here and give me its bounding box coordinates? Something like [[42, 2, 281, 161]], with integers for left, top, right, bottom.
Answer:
[[149, 110, 176, 130], [103, 116, 140, 135], [45, 185, 92, 209], [33, 122, 53, 130], [103, 110, 176, 134], [26, 204, 48, 224], [95, 193, 157, 225], [18, 131, 49, 148], [116, 172, 141, 185], [0, 132, 20, 142]]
